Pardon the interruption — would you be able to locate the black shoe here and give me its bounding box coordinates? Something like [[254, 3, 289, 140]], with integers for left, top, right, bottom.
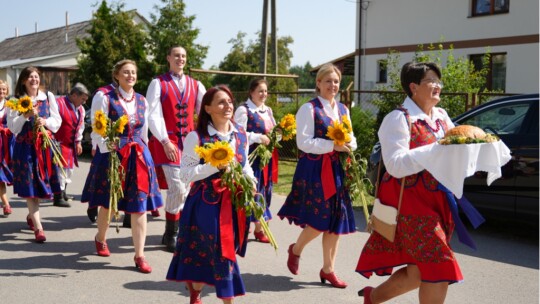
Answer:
[[87, 208, 97, 223], [53, 193, 71, 208], [162, 219, 179, 252], [62, 190, 74, 201], [122, 214, 131, 228]]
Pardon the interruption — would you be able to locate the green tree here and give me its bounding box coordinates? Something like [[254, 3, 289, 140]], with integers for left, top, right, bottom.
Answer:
[[372, 43, 492, 126], [148, 0, 209, 79], [289, 62, 315, 89], [73, 0, 152, 94], [214, 31, 296, 99]]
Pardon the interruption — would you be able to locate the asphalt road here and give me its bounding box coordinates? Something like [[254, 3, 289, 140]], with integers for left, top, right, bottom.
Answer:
[[0, 158, 538, 304]]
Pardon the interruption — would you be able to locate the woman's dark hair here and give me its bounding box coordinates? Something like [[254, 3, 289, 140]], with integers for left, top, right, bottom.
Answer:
[[400, 62, 442, 97], [248, 78, 267, 100], [15, 66, 41, 97], [196, 85, 235, 137]]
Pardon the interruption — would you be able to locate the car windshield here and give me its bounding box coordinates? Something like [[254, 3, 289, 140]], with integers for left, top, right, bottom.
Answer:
[[458, 102, 531, 135]]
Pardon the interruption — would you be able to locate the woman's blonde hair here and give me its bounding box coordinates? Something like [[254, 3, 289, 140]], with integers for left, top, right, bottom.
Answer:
[[315, 63, 341, 94], [112, 59, 137, 86], [0, 79, 9, 96]]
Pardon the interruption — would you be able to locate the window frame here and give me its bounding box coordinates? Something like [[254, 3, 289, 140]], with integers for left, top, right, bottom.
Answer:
[[376, 59, 388, 84], [470, 52, 507, 92], [472, 0, 510, 17]]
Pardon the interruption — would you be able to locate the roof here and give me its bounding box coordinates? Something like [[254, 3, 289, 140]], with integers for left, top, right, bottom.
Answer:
[[0, 9, 149, 64], [310, 51, 357, 76], [0, 20, 91, 62], [0, 52, 79, 69]]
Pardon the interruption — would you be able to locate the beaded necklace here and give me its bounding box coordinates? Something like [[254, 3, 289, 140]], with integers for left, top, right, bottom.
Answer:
[[117, 89, 135, 103]]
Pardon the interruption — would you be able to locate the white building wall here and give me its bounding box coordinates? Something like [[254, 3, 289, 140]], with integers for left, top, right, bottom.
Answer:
[[359, 0, 539, 93]]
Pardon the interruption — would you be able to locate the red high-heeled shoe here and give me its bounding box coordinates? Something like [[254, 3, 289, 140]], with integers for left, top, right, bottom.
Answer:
[[186, 282, 203, 304], [3, 205, 12, 216], [319, 269, 348, 288], [34, 229, 46, 243], [254, 231, 270, 243], [95, 237, 110, 257], [358, 286, 373, 304], [358, 286, 374, 304], [287, 243, 300, 275], [26, 215, 35, 230], [134, 256, 152, 273]]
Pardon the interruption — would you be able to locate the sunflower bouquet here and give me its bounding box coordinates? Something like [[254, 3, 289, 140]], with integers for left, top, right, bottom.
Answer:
[[195, 141, 278, 251], [93, 110, 129, 231], [326, 115, 371, 225], [248, 113, 296, 169], [6, 96, 67, 176]]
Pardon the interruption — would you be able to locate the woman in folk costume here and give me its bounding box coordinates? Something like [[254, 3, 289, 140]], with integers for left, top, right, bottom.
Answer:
[[81, 59, 163, 273], [233, 78, 276, 243], [0, 80, 14, 216], [278, 63, 357, 288], [7, 67, 62, 242], [356, 62, 475, 304], [167, 85, 254, 304]]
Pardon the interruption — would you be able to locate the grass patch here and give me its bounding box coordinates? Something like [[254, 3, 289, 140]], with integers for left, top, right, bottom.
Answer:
[[273, 160, 297, 195], [273, 160, 374, 208]]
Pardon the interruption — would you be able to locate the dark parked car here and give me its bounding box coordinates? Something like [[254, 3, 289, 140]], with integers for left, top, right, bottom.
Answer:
[[367, 94, 538, 224], [81, 108, 93, 153], [453, 94, 538, 224]]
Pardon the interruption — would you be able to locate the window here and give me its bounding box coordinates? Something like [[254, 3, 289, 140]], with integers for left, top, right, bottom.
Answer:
[[470, 53, 507, 92], [459, 101, 531, 135], [472, 0, 509, 16], [377, 60, 387, 83]]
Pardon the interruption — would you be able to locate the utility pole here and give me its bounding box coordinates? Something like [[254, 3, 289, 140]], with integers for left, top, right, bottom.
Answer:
[[259, 0, 269, 75], [260, 0, 277, 76], [271, 0, 277, 74]]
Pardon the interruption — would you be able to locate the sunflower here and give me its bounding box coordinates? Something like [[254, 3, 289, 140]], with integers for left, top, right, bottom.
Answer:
[[17, 96, 33, 114], [341, 115, 352, 133], [278, 114, 297, 141], [115, 115, 129, 134], [93, 110, 108, 138], [326, 120, 351, 146], [194, 145, 208, 160], [5, 98, 19, 111], [279, 114, 296, 131], [197, 141, 235, 168]]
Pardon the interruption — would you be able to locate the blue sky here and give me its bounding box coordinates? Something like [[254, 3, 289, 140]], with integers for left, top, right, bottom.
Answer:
[[0, 0, 357, 69]]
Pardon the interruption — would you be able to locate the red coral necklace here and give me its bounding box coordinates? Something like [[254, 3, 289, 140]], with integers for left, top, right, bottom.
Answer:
[[117, 89, 135, 103]]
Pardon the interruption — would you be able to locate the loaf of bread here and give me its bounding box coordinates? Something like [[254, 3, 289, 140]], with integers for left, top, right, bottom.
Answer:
[[444, 125, 486, 139], [439, 125, 498, 145]]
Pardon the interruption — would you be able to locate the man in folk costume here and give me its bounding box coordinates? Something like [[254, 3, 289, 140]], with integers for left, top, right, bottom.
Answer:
[[53, 83, 89, 207], [146, 45, 206, 252]]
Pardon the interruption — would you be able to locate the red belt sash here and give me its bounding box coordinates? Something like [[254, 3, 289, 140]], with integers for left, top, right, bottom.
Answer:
[[321, 152, 337, 200], [119, 142, 149, 194], [0, 128, 11, 165], [262, 149, 279, 186], [212, 178, 247, 262], [34, 129, 53, 180]]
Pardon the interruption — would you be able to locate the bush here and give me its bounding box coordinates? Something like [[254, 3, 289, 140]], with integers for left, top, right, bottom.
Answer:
[[350, 106, 377, 160]]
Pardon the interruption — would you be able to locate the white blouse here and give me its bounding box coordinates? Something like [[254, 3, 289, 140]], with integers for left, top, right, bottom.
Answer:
[[90, 87, 149, 153], [179, 121, 256, 184], [7, 91, 61, 135], [233, 99, 276, 145], [378, 96, 455, 178], [295, 96, 357, 154]]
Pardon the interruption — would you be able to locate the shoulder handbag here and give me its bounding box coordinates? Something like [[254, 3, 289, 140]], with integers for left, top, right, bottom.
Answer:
[[367, 112, 411, 242], [367, 162, 404, 242]]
